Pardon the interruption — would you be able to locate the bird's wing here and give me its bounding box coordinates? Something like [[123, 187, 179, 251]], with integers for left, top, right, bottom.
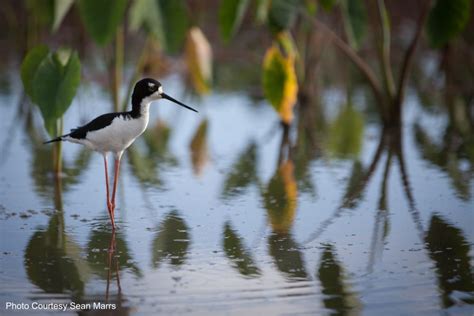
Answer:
[[69, 112, 126, 140]]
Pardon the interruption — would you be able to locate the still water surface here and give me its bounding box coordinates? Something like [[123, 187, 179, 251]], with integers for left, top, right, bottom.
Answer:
[[0, 74, 473, 315]]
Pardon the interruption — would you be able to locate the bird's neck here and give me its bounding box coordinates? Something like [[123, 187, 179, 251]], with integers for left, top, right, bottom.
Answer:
[[131, 96, 152, 118]]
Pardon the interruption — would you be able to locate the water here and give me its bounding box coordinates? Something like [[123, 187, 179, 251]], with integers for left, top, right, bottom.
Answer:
[[0, 73, 473, 315]]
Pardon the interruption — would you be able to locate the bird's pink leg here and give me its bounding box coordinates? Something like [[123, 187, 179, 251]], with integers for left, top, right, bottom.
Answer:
[[110, 153, 122, 221], [103, 154, 115, 229]]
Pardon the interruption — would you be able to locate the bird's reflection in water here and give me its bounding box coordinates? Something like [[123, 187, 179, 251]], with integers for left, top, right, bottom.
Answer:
[[105, 231, 121, 303], [79, 230, 130, 316]]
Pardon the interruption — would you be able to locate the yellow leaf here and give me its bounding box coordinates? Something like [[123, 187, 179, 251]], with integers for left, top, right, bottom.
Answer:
[[262, 43, 298, 124], [185, 27, 213, 95]]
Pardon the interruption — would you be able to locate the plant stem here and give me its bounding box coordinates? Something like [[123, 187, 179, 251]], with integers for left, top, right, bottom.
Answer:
[[376, 0, 395, 99], [300, 11, 387, 121], [54, 118, 63, 176], [394, 0, 432, 117]]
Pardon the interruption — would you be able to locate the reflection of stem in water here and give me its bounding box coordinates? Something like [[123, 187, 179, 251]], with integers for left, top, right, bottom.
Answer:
[[304, 125, 425, 246], [0, 93, 28, 165], [303, 130, 386, 244], [367, 153, 392, 273]]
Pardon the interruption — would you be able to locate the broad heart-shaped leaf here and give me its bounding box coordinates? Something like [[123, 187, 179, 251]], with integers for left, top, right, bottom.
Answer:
[[78, 0, 127, 45], [185, 27, 213, 95], [52, 0, 74, 31], [21, 45, 49, 100], [219, 0, 250, 42], [341, 0, 367, 50], [327, 106, 364, 158], [129, 0, 188, 53], [129, 0, 165, 44], [32, 51, 81, 136], [159, 0, 188, 53], [427, 0, 471, 48], [262, 44, 298, 125]]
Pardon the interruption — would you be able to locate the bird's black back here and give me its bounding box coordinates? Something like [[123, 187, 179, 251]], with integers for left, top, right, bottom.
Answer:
[[69, 112, 132, 139]]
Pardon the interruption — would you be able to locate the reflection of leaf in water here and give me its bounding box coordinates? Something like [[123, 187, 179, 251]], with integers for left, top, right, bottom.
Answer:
[[31, 144, 92, 198], [223, 222, 260, 278], [317, 244, 361, 315], [342, 160, 365, 209], [152, 211, 190, 269], [425, 215, 474, 307], [221, 143, 258, 199], [189, 120, 209, 176], [263, 160, 297, 233], [414, 123, 471, 200], [327, 106, 364, 159], [127, 121, 177, 188], [24, 214, 90, 297], [268, 232, 307, 281], [87, 224, 141, 278]]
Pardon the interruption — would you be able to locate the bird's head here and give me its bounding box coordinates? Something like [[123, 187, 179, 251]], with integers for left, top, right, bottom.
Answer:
[[132, 78, 197, 112]]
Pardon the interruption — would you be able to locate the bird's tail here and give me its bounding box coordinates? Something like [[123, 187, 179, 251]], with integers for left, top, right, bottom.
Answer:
[[43, 135, 67, 144]]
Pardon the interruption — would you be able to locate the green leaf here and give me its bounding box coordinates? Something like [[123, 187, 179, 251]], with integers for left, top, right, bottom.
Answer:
[[52, 0, 74, 31], [256, 0, 271, 24], [427, 0, 471, 48], [219, 0, 250, 42], [267, 0, 302, 33], [327, 106, 364, 158], [32, 51, 81, 136], [78, 0, 127, 45], [341, 0, 367, 50], [129, 0, 165, 44], [159, 0, 189, 53], [21, 45, 49, 100]]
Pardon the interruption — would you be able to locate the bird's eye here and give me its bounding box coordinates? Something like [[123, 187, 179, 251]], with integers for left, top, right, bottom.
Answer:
[[148, 85, 155, 92]]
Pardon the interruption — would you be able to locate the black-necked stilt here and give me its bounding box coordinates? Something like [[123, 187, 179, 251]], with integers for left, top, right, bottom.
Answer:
[[44, 78, 197, 229]]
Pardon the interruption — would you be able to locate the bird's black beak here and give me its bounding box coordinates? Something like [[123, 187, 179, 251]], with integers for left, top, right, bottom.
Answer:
[[161, 93, 198, 113]]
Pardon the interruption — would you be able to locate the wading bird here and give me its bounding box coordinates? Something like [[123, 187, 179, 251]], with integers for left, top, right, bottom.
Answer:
[[45, 78, 197, 229]]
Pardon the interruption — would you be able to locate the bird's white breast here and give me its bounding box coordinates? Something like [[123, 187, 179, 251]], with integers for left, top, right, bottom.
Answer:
[[86, 114, 149, 153]]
